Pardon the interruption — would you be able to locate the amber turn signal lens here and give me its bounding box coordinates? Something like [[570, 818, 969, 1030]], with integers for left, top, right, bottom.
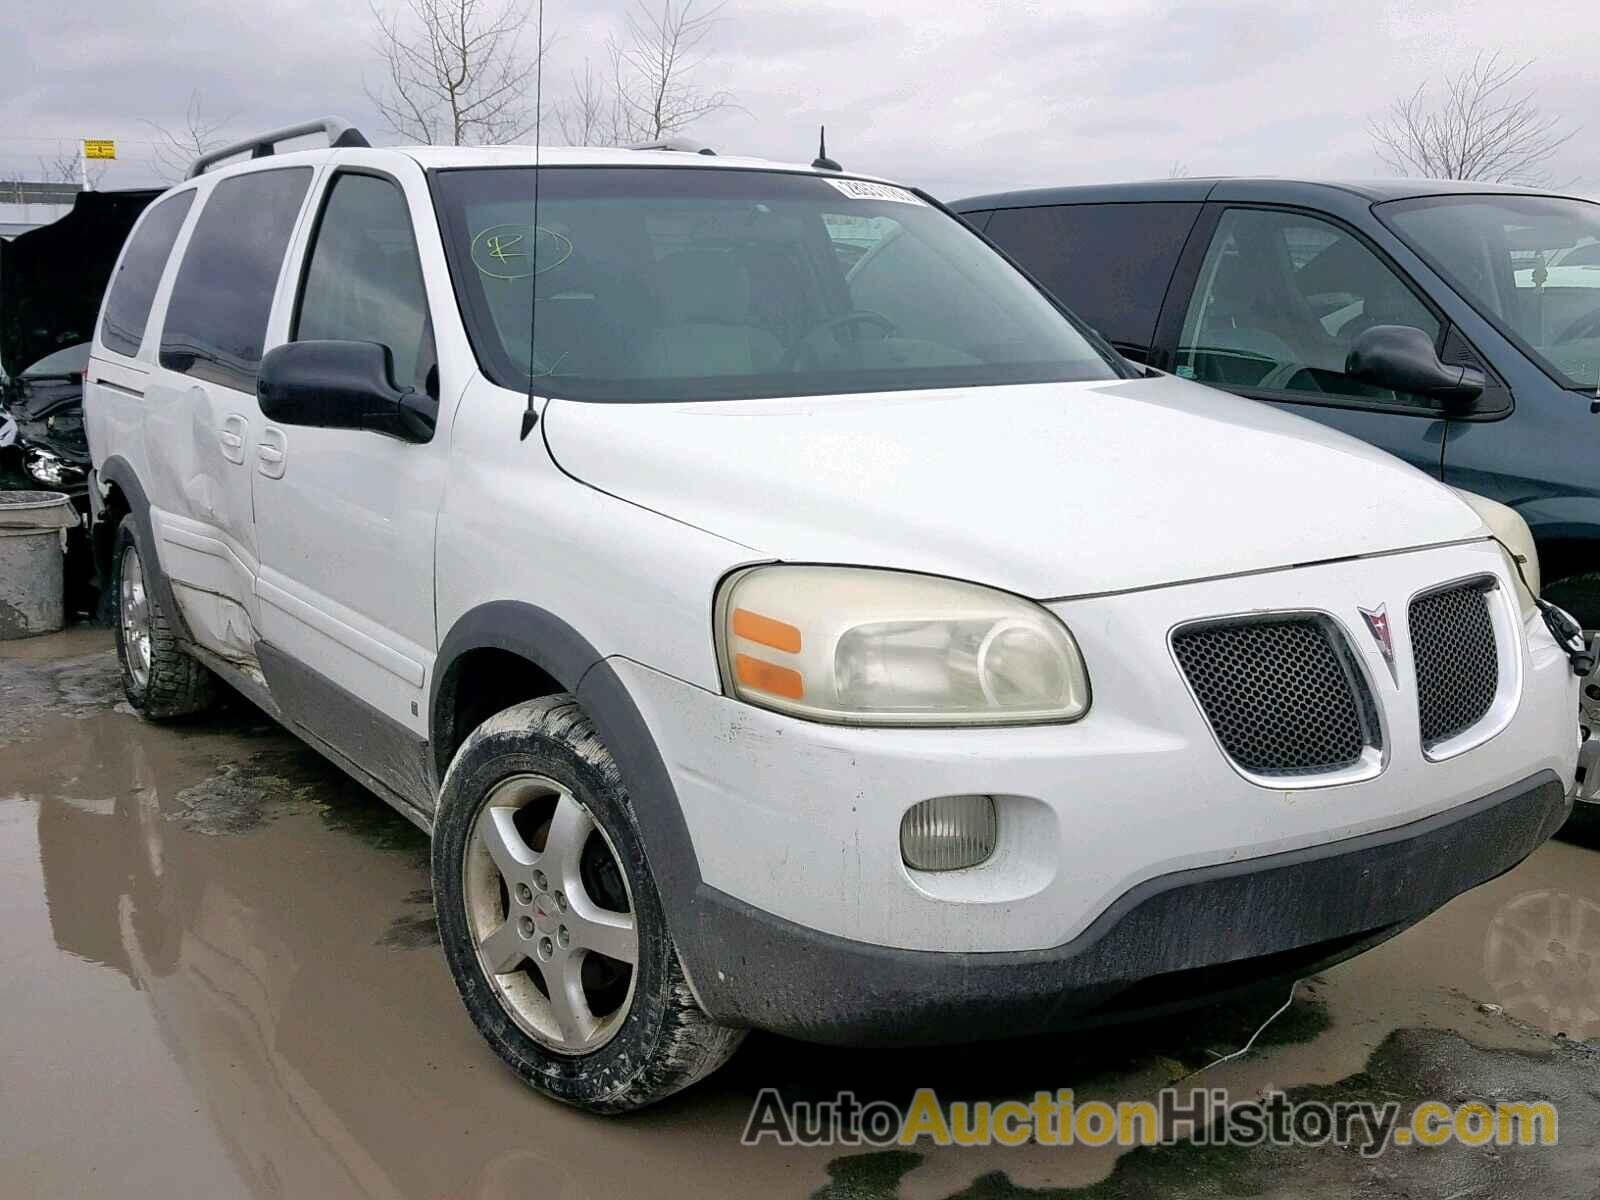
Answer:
[[731, 608, 802, 653], [734, 653, 805, 700]]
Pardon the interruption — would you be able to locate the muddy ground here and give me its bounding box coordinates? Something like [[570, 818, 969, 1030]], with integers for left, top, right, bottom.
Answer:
[[3, 628, 1598, 1199]]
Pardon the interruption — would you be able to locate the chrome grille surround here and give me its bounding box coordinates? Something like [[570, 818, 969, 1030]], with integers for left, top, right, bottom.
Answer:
[[1171, 612, 1384, 787], [1409, 575, 1502, 754]]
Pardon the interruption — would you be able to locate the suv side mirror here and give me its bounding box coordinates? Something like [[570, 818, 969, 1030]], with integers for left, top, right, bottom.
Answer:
[[257, 340, 437, 442], [1346, 324, 1485, 407]]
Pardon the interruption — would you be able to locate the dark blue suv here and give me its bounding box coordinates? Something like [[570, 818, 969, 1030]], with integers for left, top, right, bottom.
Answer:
[[954, 180, 1600, 662]]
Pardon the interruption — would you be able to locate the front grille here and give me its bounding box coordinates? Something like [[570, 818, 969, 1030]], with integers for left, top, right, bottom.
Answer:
[[1410, 579, 1499, 749], [1173, 617, 1375, 778]]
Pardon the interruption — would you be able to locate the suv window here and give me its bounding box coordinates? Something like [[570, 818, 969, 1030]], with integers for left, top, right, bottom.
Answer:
[[1176, 208, 1442, 408], [160, 168, 312, 393], [100, 190, 195, 358], [295, 172, 437, 397], [984, 203, 1202, 354]]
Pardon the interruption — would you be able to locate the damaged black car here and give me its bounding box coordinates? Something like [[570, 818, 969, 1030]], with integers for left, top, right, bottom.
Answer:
[[1, 342, 91, 496], [1, 187, 158, 614]]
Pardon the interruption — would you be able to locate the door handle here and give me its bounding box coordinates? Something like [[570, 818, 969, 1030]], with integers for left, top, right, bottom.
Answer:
[[257, 427, 288, 479], [219, 413, 248, 464]]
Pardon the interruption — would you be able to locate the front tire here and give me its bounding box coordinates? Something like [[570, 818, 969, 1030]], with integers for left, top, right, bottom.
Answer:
[[432, 696, 744, 1113], [112, 516, 217, 720]]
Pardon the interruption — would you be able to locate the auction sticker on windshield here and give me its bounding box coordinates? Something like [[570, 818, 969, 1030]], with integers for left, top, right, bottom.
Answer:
[[826, 178, 923, 205]]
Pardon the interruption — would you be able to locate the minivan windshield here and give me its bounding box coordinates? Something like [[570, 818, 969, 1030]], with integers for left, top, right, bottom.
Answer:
[[1381, 194, 1600, 392], [430, 167, 1119, 402]]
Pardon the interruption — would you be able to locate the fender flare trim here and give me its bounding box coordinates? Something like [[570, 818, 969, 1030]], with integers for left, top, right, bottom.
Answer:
[[94, 457, 195, 645], [431, 601, 714, 997]]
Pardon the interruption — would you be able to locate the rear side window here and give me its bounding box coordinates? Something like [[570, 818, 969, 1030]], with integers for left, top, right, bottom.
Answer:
[[99, 190, 195, 358], [160, 168, 312, 393], [984, 203, 1201, 352]]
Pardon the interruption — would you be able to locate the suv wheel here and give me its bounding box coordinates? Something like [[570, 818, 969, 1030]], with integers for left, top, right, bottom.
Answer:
[[112, 517, 218, 719], [433, 696, 745, 1112]]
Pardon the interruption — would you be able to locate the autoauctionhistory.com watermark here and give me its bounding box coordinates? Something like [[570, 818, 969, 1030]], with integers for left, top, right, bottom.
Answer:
[[741, 1087, 1559, 1158]]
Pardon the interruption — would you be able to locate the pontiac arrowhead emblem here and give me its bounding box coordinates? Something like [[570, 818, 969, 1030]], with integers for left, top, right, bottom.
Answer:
[[1360, 604, 1398, 684]]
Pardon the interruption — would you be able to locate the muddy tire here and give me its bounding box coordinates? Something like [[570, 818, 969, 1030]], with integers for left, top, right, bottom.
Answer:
[[112, 517, 217, 720], [433, 695, 745, 1113]]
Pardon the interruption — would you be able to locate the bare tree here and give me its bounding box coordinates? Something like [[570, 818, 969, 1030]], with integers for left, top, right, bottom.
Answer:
[[613, 0, 733, 142], [366, 0, 552, 145], [1167, 160, 1190, 179], [1370, 53, 1576, 185], [143, 91, 234, 182], [556, 60, 618, 146], [557, 0, 734, 146], [35, 147, 106, 188]]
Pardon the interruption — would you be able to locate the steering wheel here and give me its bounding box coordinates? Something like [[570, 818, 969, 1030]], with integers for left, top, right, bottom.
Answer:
[[1553, 309, 1600, 345], [784, 311, 899, 370]]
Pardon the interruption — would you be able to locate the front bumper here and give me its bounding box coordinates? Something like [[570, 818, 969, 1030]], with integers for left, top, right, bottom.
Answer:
[[615, 539, 1577, 1041], [681, 769, 1568, 1043]]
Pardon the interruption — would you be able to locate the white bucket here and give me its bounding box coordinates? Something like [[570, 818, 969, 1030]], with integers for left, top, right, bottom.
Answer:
[[0, 490, 78, 639]]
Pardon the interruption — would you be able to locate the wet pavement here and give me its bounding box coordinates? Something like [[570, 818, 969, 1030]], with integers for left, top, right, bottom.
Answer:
[[3, 628, 1599, 1199]]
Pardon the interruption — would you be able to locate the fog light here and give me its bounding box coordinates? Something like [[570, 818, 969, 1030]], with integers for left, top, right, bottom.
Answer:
[[900, 795, 998, 871]]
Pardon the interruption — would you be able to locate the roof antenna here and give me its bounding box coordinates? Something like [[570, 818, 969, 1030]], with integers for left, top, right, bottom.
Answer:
[[811, 125, 841, 173], [520, 0, 546, 442]]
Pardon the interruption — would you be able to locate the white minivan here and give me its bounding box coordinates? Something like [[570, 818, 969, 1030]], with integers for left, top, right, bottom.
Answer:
[[85, 120, 1580, 1112]]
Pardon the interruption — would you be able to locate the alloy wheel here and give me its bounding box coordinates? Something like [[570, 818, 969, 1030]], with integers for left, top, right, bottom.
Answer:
[[462, 774, 638, 1054], [119, 544, 152, 690]]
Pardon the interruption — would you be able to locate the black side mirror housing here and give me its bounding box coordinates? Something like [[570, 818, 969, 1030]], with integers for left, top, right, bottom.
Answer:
[[257, 340, 437, 442], [1346, 324, 1486, 407]]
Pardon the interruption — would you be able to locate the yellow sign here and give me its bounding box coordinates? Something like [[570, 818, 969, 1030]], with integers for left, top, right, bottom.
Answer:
[[83, 139, 116, 160]]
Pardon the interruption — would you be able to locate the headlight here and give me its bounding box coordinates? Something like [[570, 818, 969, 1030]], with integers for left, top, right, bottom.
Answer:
[[25, 448, 83, 488], [714, 565, 1090, 726], [1450, 487, 1540, 622]]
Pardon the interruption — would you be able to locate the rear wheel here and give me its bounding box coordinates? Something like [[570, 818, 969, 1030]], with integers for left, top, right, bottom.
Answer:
[[432, 696, 744, 1112], [112, 517, 217, 720]]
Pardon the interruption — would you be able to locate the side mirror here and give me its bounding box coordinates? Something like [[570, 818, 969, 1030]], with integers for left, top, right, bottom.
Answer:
[[1346, 324, 1485, 407], [257, 340, 436, 442]]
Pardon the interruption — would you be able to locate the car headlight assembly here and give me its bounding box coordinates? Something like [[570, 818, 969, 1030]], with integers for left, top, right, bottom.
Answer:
[[25, 448, 83, 488], [715, 565, 1090, 726]]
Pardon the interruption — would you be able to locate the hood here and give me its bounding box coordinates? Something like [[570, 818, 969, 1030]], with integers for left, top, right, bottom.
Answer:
[[541, 375, 1485, 598], [0, 188, 160, 378]]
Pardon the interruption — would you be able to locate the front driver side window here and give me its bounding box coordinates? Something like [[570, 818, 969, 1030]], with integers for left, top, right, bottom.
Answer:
[[295, 172, 437, 398], [1177, 208, 1442, 409]]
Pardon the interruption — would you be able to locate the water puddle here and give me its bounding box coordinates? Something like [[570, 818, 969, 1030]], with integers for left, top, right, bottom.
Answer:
[[2, 631, 1597, 1198]]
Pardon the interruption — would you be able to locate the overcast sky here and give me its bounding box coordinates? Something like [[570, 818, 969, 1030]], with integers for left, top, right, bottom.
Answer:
[[3, 0, 1595, 200]]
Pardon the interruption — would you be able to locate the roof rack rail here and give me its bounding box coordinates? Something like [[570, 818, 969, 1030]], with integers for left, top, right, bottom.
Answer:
[[187, 118, 371, 179], [626, 137, 716, 156]]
